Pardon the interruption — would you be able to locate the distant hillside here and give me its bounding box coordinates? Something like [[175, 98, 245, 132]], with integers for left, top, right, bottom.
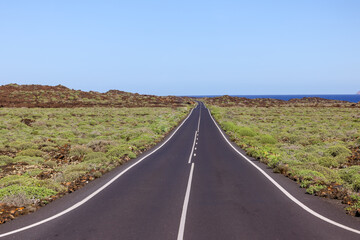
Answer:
[[201, 95, 360, 108], [0, 84, 193, 108]]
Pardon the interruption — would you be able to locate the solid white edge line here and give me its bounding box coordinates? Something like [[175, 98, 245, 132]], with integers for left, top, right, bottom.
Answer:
[[177, 163, 195, 240], [188, 131, 197, 164], [206, 108, 360, 235], [0, 108, 196, 238]]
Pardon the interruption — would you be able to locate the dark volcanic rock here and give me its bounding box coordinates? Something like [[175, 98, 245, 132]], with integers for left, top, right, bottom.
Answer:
[[0, 84, 194, 108]]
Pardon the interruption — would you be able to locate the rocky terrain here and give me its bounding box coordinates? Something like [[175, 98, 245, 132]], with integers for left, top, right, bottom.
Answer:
[[0, 84, 193, 108], [202, 95, 360, 108]]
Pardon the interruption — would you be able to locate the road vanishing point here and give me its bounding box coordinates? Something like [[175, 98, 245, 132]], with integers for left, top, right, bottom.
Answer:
[[1, 102, 360, 239]]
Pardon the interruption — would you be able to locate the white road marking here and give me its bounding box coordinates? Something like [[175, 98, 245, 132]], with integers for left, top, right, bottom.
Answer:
[[207, 108, 360, 235], [197, 105, 201, 132], [188, 131, 197, 164], [194, 153, 196, 157], [0, 108, 196, 238], [177, 163, 195, 240]]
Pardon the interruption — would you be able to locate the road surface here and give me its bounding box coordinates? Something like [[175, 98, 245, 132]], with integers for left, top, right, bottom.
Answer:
[[1, 102, 360, 239]]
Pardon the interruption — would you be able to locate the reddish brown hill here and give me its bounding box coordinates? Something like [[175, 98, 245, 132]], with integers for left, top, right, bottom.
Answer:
[[202, 95, 360, 108], [0, 84, 193, 108]]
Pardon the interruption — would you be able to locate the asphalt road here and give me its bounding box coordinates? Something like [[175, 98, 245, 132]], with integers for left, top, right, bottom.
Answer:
[[1, 102, 360, 239]]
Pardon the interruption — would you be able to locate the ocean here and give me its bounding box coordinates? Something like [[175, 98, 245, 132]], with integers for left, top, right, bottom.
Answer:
[[189, 95, 360, 103]]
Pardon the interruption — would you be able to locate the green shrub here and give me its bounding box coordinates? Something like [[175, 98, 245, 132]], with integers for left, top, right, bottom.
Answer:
[[237, 127, 256, 137], [17, 149, 44, 157], [340, 166, 360, 182], [38, 179, 66, 192], [340, 166, 360, 191], [0, 175, 39, 188], [94, 171, 102, 178], [0, 185, 56, 200], [0, 192, 35, 206], [260, 135, 277, 144], [326, 145, 351, 158], [13, 156, 45, 165], [268, 154, 281, 168], [84, 152, 106, 161], [0, 156, 14, 166], [41, 146, 58, 152], [9, 141, 37, 150], [305, 164, 342, 183], [294, 151, 318, 163], [62, 171, 83, 182], [106, 145, 137, 161], [69, 145, 92, 157], [306, 184, 326, 194], [294, 169, 325, 181], [88, 120, 97, 126], [223, 122, 256, 137], [62, 164, 88, 182], [318, 157, 339, 168], [352, 175, 360, 192], [222, 121, 238, 132], [129, 135, 154, 149], [43, 160, 57, 168], [87, 157, 111, 164], [87, 140, 113, 152], [25, 169, 43, 177]]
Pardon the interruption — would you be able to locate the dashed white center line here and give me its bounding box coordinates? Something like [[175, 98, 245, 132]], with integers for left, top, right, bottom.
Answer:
[[178, 105, 201, 239], [188, 131, 197, 164], [197, 106, 201, 132], [177, 163, 195, 240]]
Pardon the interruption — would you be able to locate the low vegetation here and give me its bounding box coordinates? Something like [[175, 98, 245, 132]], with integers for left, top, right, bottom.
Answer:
[[0, 84, 193, 108], [0, 106, 190, 222], [208, 105, 360, 216], [204, 95, 360, 108]]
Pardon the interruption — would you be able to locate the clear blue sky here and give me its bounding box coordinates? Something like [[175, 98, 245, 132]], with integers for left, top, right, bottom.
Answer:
[[1, 0, 359, 95]]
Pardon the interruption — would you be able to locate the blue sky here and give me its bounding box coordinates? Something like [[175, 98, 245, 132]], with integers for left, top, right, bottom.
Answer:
[[1, 0, 359, 95]]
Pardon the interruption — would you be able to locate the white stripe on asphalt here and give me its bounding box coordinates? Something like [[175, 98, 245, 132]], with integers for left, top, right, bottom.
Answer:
[[0, 108, 196, 238], [197, 105, 201, 132], [188, 131, 197, 164], [207, 108, 360, 235], [177, 162, 195, 240]]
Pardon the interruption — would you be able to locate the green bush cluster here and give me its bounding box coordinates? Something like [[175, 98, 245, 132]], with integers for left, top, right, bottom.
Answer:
[[340, 166, 360, 191], [259, 135, 277, 144], [209, 105, 360, 197], [69, 145, 92, 157], [14, 156, 45, 165], [0, 106, 190, 205], [0, 156, 13, 166], [222, 122, 256, 137], [106, 145, 137, 161], [0, 186, 56, 200]]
